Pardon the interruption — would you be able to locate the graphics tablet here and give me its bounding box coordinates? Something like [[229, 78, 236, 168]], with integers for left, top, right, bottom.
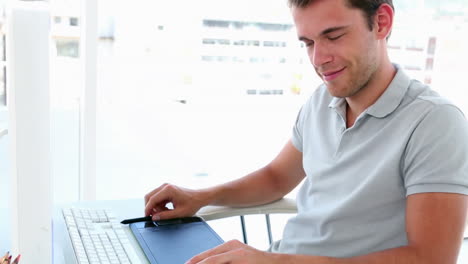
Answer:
[[129, 217, 224, 264]]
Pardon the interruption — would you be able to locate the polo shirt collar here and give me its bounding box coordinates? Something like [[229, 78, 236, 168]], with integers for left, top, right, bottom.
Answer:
[[328, 64, 411, 118], [366, 65, 410, 118], [328, 96, 346, 118]]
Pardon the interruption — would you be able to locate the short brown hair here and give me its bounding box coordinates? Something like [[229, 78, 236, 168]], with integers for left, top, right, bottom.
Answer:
[[287, 0, 394, 31]]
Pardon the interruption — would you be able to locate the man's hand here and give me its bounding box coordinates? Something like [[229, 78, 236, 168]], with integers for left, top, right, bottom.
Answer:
[[144, 184, 208, 221], [186, 240, 280, 264]]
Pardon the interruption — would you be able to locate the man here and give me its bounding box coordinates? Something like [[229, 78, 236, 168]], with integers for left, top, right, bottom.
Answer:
[[145, 0, 468, 263]]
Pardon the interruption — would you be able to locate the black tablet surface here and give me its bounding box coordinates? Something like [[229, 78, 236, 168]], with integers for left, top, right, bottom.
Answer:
[[130, 217, 224, 264]]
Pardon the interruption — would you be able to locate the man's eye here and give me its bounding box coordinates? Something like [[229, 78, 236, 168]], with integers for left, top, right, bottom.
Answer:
[[305, 41, 314, 47], [328, 34, 345, 41]]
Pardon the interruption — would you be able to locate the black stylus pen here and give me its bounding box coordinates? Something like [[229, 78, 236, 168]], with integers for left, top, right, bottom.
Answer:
[[120, 216, 153, 224]]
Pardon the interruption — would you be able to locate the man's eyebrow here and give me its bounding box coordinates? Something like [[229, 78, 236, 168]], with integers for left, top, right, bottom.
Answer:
[[298, 25, 349, 41], [321, 26, 349, 35], [298, 36, 312, 42]]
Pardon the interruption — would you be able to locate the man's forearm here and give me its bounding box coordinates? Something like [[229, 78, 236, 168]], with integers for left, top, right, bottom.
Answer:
[[198, 140, 305, 208], [200, 165, 288, 208]]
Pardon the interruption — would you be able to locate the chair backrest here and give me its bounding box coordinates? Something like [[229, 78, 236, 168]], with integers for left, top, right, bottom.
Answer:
[[197, 198, 297, 244]]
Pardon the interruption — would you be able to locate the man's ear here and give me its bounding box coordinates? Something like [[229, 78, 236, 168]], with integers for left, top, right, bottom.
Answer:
[[374, 4, 394, 40]]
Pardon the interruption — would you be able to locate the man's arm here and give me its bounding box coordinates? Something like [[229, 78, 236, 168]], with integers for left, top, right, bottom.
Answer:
[[188, 192, 468, 264], [296, 192, 468, 264], [205, 140, 306, 207], [144, 140, 306, 220]]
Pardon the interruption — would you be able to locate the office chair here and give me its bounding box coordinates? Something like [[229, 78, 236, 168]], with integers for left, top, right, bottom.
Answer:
[[196, 198, 297, 245]]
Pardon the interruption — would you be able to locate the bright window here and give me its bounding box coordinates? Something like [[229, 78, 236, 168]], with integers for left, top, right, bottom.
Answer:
[[46, 0, 468, 202]]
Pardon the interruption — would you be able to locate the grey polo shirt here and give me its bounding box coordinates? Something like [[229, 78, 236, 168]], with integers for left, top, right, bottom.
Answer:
[[271, 66, 468, 257]]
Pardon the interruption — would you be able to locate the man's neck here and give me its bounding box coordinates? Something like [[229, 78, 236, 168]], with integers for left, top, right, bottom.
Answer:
[[345, 62, 397, 128]]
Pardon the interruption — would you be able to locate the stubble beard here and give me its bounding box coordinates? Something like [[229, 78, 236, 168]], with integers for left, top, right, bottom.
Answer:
[[345, 59, 378, 99], [324, 47, 379, 99]]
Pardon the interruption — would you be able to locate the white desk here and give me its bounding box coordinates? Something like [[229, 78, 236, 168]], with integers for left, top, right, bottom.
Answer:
[[53, 199, 468, 264]]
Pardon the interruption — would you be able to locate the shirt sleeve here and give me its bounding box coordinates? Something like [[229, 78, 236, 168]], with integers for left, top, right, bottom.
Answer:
[[403, 104, 468, 196], [291, 105, 305, 152]]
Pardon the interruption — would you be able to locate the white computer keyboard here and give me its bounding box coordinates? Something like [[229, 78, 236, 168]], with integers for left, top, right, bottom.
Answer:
[[62, 207, 140, 264]]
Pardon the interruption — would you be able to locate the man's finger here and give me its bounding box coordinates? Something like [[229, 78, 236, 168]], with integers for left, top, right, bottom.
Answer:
[[153, 203, 170, 213], [144, 186, 174, 216], [152, 208, 181, 221], [186, 240, 242, 264], [144, 183, 170, 205], [196, 250, 240, 264]]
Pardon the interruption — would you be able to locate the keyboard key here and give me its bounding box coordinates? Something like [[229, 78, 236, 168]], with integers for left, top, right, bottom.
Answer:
[[62, 207, 142, 264]]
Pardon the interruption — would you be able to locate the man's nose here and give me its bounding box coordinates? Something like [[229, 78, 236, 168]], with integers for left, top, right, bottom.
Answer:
[[310, 42, 333, 67]]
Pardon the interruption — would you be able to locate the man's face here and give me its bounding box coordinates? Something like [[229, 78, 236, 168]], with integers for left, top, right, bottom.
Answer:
[[292, 0, 380, 98]]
